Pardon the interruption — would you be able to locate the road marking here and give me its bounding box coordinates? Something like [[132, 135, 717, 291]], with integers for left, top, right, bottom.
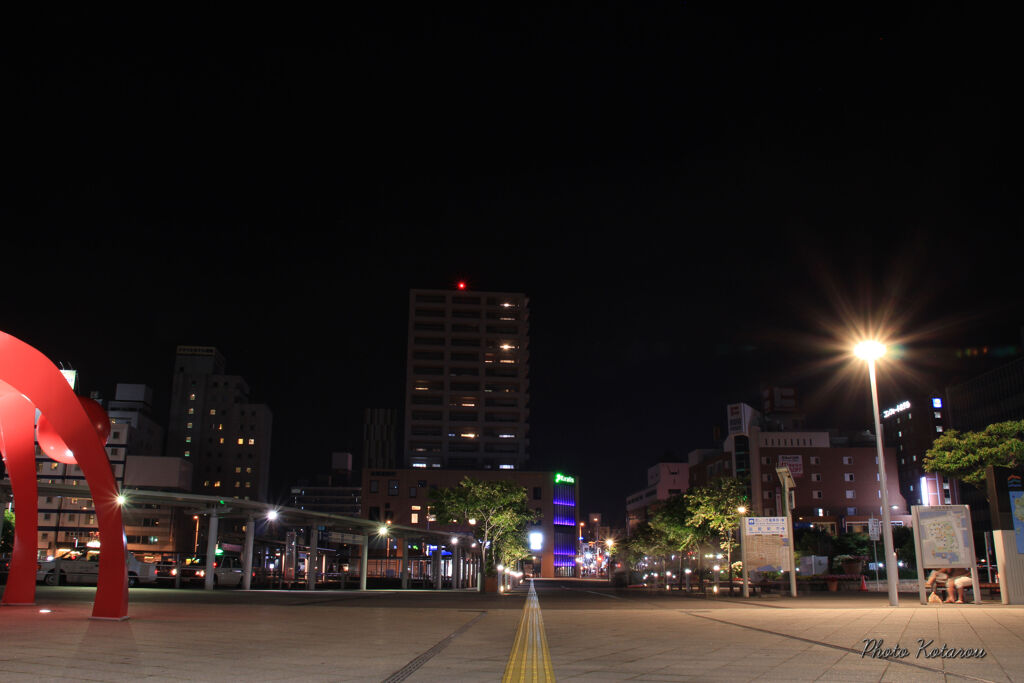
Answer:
[[503, 580, 555, 682]]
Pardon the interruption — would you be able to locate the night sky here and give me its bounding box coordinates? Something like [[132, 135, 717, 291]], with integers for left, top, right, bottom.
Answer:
[[5, 7, 1022, 525]]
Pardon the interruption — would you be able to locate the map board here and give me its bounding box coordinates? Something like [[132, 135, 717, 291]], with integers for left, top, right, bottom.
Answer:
[[743, 517, 792, 572], [1011, 489, 1024, 554], [912, 505, 975, 568]]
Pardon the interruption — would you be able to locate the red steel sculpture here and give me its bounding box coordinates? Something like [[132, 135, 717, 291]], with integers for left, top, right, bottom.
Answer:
[[0, 331, 129, 619]]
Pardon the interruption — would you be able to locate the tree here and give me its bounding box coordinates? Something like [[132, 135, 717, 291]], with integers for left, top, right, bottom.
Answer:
[[924, 419, 1024, 487], [429, 477, 537, 575], [685, 477, 747, 557]]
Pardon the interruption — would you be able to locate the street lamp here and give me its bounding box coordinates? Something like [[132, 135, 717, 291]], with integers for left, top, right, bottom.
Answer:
[[854, 339, 900, 607]]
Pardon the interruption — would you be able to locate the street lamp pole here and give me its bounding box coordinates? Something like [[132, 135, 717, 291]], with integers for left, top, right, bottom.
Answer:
[[856, 341, 900, 607], [738, 506, 749, 598]]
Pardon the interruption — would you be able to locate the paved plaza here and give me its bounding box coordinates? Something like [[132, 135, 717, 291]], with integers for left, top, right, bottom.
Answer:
[[1, 580, 1022, 681]]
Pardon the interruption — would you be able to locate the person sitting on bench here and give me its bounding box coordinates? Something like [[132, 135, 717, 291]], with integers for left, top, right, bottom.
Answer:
[[949, 569, 974, 603]]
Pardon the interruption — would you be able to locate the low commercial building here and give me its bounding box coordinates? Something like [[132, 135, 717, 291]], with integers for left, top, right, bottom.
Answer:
[[361, 467, 579, 578]]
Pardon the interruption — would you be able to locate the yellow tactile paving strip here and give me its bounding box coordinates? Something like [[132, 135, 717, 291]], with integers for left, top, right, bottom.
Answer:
[[502, 580, 555, 682]]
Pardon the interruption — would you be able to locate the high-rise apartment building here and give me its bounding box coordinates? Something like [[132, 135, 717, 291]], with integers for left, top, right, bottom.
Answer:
[[404, 287, 530, 469], [165, 346, 272, 502]]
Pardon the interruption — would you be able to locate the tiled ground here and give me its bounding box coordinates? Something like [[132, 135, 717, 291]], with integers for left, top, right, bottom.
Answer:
[[1, 584, 1021, 682]]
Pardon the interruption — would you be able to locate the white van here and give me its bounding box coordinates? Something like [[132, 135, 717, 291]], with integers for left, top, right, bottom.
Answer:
[[37, 548, 158, 587]]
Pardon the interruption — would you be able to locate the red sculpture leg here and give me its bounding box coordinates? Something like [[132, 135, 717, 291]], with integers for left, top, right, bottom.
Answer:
[[0, 331, 129, 620], [0, 391, 39, 605]]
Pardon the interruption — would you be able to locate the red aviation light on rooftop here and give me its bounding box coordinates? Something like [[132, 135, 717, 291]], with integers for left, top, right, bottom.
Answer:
[[456, 281, 467, 290]]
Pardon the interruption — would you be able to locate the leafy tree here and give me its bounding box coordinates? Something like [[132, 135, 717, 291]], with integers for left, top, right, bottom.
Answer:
[[924, 419, 1024, 487], [685, 477, 747, 557], [429, 477, 537, 575], [648, 494, 700, 555]]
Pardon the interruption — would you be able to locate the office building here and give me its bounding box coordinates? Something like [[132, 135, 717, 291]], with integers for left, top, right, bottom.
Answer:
[[625, 460, 694, 535], [720, 403, 909, 534], [403, 287, 530, 469], [165, 346, 272, 502], [880, 393, 960, 508]]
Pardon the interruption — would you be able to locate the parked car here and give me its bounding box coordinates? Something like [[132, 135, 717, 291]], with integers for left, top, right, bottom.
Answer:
[[36, 548, 158, 587], [175, 554, 245, 587]]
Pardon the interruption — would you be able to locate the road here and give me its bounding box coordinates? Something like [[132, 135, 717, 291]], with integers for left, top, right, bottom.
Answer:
[[1, 578, 1022, 681]]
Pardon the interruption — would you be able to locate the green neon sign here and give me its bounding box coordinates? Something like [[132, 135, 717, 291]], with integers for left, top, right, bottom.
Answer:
[[555, 473, 575, 484]]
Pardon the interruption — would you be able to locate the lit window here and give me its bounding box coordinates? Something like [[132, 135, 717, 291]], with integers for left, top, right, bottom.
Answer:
[[189, 393, 196, 401], [812, 490, 822, 499], [186, 422, 193, 429], [218, 424, 223, 431], [248, 438, 255, 445], [842, 456, 853, 465], [203, 480, 210, 487], [184, 450, 190, 457], [844, 473, 855, 482], [411, 513, 419, 524], [235, 481, 240, 488], [210, 409, 217, 415], [237, 438, 244, 445], [932, 398, 943, 409], [188, 408, 195, 415], [246, 467, 252, 474], [185, 437, 191, 443], [219, 437, 225, 444], [235, 467, 241, 473], [499, 464, 514, 470], [50, 462, 59, 470], [245, 482, 251, 488], [411, 505, 421, 511], [936, 426, 944, 433], [846, 490, 855, 499], [412, 463, 427, 468], [213, 481, 221, 488]]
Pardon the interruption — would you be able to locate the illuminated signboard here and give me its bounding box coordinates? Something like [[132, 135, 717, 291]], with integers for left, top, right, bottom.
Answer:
[[932, 397, 943, 409], [554, 473, 575, 484], [882, 400, 911, 419], [60, 369, 77, 390], [528, 531, 543, 551]]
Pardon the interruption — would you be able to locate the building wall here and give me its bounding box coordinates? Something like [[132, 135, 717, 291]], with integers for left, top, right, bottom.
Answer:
[[403, 289, 530, 470], [625, 461, 690, 535], [360, 468, 575, 578]]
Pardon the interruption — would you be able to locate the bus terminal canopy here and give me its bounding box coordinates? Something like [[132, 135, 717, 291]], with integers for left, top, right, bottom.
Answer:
[[10, 482, 478, 548]]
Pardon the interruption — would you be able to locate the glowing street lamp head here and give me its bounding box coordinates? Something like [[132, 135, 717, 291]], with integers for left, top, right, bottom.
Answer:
[[267, 510, 279, 521], [115, 494, 127, 506], [854, 340, 887, 361], [378, 525, 389, 536], [737, 506, 747, 515]]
